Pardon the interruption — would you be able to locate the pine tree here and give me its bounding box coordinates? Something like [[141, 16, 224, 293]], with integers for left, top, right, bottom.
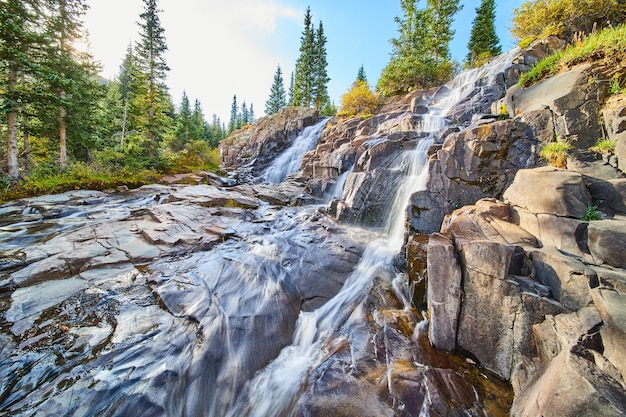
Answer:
[[313, 21, 330, 110], [228, 94, 238, 133], [292, 7, 315, 107], [465, 0, 501, 67], [378, 0, 462, 95], [43, 0, 102, 168], [241, 100, 249, 126], [427, 0, 462, 64], [132, 0, 171, 156], [288, 72, 295, 106], [0, 0, 44, 178], [117, 43, 138, 145], [249, 103, 255, 123], [356, 65, 367, 84], [191, 98, 207, 141], [171, 90, 191, 151], [265, 64, 287, 115]]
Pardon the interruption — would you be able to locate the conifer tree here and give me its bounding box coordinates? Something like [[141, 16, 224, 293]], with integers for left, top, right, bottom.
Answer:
[[241, 100, 249, 126], [191, 98, 207, 141], [228, 94, 238, 133], [313, 21, 330, 110], [288, 72, 295, 106], [132, 0, 171, 156], [292, 7, 315, 107], [265, 64, 287, 115], [249, 103, 255, 123], [465, 0, 501, 67], [356, 65, 367, 84], [171, 90, 191, 151], [43, 0, 102, 168], [0, 0, 43, 178], [427, 0, 462, 64], [378, 0, 461, 95]]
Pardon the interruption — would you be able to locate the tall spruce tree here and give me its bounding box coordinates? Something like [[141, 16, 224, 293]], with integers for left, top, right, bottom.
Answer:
[[171, 90, 191, 151], [249, 103, 255, 123], [465, 0, 501, 67], [356, 65, 367, 83], [191, 98, 207, 141], [132, 0, 171, 156], [117, 43, 138, 145], [228, 94, 238, 133], [292, 7, 315, 107], [43, 0, 102, 168], [241, 101, 249, 126], [287, 71, 295, 106], [265, 64, 287, 115], [0, 0, 43, 178], [313, 21, 330, 110], [426, 0, 462, 64]]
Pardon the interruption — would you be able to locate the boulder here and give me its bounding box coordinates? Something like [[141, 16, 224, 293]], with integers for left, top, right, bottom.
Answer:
[[512, 307, 626, 417], [511, 208, 589, 257], [405, 233, 429, 305], [506, 64, 606, 149], [588, 179, 626, 216], [503, 167, 591, 218], [426, 233, 462, 352], [587, 219, 626, 268], [411, 120, 539, 234], [529, 247, 595, 310]]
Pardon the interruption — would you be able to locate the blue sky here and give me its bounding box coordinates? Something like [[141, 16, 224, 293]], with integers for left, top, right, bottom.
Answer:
[[84, 0, 526, 122]]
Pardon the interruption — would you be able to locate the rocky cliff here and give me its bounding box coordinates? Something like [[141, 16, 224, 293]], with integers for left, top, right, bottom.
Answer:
[[218, 106, 320, 180], [220, 36, 626, 416]]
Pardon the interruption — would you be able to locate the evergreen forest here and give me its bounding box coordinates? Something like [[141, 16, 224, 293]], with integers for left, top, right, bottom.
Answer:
[[3, 0, 625, 201]]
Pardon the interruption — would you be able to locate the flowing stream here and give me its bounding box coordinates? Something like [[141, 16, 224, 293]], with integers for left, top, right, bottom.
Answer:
[[263, 118, 329, 184], [0, 50, 520, 417]]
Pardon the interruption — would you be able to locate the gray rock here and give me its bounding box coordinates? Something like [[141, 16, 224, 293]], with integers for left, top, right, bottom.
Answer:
[[506, 64, 605, 149], [587, 219, 626, 268], [427, 233, 462, 352], [503, 167, 591, 218]]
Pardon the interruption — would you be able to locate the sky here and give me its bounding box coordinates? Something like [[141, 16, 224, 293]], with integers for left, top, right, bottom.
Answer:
[[83, 0, 526, 123]]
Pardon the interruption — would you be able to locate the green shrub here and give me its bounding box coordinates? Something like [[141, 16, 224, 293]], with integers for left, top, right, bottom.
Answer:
[[581, 204, 603, 221], [518, 51, 563, 87], [589, 139, 617, 154], [609, 74, 626, 95], [518, 24, 626, 87], [540, 140, 572, 168]]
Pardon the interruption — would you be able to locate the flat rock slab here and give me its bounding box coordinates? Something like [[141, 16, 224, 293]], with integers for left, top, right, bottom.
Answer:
[[504, 167, 590, 218]]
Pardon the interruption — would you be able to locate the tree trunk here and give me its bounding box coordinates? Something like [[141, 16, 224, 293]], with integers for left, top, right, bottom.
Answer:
[[6, 110, 19, 179], [59, 91, 67, 170], [22, 112, 32, 176], [6, 70, 19, 179]]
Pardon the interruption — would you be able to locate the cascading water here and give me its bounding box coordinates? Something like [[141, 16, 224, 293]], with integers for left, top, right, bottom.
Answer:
[[225, 49, 523, 416], [226, 138, 433, 417], [263, 118, 329, 184], [0, 50, 520, 417]]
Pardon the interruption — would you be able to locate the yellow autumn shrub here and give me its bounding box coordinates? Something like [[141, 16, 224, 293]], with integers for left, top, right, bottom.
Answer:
[[337, 81, 381, 118], [512, 0, 626, 46]]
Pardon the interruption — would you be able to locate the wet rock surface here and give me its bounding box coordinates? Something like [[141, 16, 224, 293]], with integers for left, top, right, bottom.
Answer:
[[0, 185, 370, 416]]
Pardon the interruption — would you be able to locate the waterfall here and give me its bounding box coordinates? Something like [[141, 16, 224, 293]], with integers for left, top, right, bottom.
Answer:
[[263, 118, 329, 184], [227, 50, 520, 416], [324, 163, 355, 202], [0, 49, 521, 417]]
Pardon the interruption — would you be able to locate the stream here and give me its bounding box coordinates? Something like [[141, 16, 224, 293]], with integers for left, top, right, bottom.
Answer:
[[0, 49, 520, 416]]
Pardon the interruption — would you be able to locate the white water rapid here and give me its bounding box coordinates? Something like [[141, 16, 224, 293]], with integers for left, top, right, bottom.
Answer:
[[227, 50, 521, 416], [263, 118, 329, 184], [0, 50, 521, 417]]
